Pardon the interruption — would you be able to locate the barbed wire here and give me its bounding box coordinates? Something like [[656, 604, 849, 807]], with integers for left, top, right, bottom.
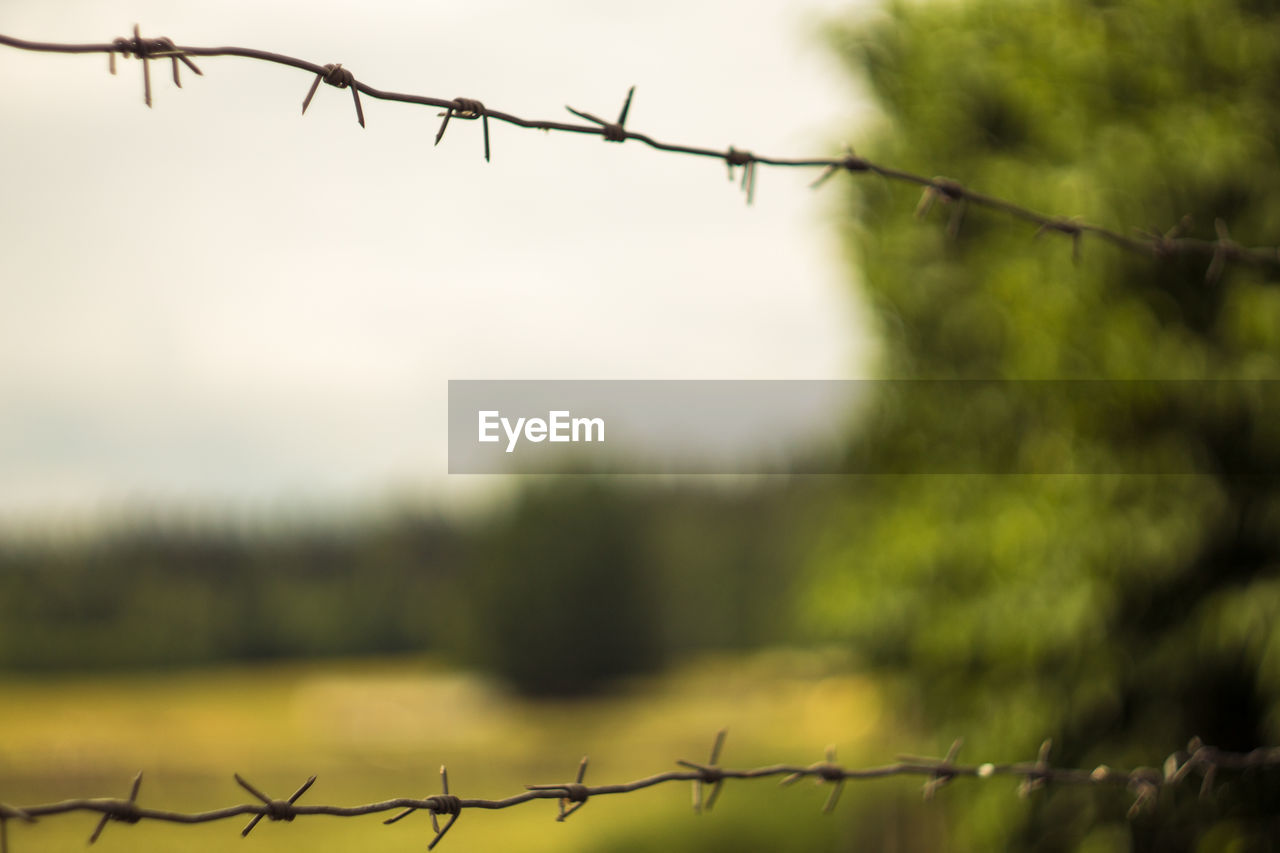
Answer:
[[1, 26, 1279, 282], [2, 733, 1276, 851]]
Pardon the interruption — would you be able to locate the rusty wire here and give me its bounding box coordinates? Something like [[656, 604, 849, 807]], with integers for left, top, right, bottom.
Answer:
[[1, 26, 1279, 279], [1, 733, 1277, 851]]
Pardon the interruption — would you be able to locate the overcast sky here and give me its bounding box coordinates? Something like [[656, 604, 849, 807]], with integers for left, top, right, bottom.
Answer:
[[0, 0, 875, 530]]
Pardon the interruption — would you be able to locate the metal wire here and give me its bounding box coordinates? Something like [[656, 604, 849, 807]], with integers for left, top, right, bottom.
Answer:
[[1, 26, 1278, 278], [0, 734, 1275, 850]]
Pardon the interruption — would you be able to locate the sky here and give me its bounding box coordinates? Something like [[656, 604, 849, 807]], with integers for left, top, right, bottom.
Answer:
[[0, 0, 876, 530]]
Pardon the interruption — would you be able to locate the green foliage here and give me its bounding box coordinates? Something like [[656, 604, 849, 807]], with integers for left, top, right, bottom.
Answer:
[[808, 0, 1280, 848]]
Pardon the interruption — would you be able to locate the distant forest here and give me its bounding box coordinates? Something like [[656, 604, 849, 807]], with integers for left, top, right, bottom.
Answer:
[[0, 479, 826, 695]]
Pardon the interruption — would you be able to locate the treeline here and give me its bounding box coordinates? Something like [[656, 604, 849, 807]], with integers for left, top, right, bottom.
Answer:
[[0, 479, 826, 695]]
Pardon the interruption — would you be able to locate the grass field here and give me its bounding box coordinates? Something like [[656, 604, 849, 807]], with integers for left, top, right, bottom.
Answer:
[[0, 650, 913, 852]]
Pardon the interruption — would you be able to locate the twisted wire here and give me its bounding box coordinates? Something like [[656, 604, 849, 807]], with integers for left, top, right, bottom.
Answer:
[[0, 28, 1277, 276], [0, 735, 1275, 850]]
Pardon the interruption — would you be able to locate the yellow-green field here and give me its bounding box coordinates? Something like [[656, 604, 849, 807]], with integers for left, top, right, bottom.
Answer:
[[0, 650, 908, 853]]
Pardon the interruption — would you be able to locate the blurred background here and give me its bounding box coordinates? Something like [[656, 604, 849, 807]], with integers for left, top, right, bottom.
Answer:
[[3, 0, 1280, 850]]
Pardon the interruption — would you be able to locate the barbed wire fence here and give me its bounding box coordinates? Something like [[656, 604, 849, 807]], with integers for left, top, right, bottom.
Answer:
[[3, 25, 1280, 850], [2, 26, 1279, 284], [2, 732, 1277, 851]]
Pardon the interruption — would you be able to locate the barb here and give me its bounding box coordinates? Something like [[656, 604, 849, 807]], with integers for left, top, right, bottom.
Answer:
[[0, 804, 35, 853], [301, 63, 364, 127], [382, 766, 461, 850], [726, 147, 758, 205], [435, 97, 490, 162], [528, 756, 593, 822], [780, 744, 846, 813], [676, 728, 728, 813], [234, 773, 315, 836], [0, 26, 1278, 264], [566, 85, 635, 143], [107, 24, 202, 107], [809, 144, 869, 189], [4, 736, 1279, 850], [1017, 739, 1053, 798], [86, 771, 142, 845]]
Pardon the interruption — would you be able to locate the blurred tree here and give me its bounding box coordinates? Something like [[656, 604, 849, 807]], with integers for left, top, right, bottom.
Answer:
[[806, 0, 1280, 849], [464, 479, 664, 696]]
